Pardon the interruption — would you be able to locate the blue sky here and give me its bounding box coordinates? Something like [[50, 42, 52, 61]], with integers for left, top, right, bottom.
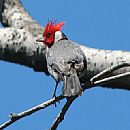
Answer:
[[1, 0, 130, 130]]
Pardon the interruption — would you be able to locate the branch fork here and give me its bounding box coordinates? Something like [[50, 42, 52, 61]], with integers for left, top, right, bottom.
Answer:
[[1, 62, 130, 130]]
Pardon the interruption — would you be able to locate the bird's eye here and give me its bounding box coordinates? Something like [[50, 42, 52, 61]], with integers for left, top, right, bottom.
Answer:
[[46, 32, 51, 38]]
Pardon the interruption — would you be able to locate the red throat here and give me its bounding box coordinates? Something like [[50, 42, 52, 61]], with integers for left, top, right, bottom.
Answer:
[[42, 20, 65, 47]]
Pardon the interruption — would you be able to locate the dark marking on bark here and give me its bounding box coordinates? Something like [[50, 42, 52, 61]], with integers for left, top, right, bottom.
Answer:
[[105, 56, 107, 59], [87, 61, 91, 65], [88, 58, 90, 61], [23, 31, 26, 35], [0, 0, 4, 22], [18, 34, 21, 39], [101, 64, 104, 68], [6, 44, 8, 48], [23, 36, 27, 41], [11, 34, 16, 40], [21, 46, 26, 51], [91, 53, 97, 57]]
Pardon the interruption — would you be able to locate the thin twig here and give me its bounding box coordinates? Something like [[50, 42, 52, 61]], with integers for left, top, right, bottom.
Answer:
[[49, 96, 77, 130], [0, 95, 64, 129], [1, 63, 130, 129], [90, 62, 130, 83], [93, 72, 130, 86]]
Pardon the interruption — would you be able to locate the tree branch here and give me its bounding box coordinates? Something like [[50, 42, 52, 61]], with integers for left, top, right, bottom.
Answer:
[[93, 72, 130, 87], [0, 0, 130, 90], [80, 45, 130, 89], [90, 62, 130, 83], [0, 27, 48, 73], [0, 95, 64, 129], [50, 96, 77, 130], [1, 62, 130, 129], [1, 0, 43, 36], [82, 62, 130, 90]]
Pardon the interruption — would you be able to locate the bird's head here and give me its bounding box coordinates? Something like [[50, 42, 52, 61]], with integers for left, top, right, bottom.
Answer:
[[37, 20, 66, 48]]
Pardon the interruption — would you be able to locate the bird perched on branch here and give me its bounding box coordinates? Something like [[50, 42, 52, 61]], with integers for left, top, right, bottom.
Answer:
[[37, 20, 86, 97]]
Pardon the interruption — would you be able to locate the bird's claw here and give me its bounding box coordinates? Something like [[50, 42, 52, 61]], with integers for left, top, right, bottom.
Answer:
[[52, 94, 60, 107]]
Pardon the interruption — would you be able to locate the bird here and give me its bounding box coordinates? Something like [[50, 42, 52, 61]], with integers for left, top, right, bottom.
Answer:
[[37, 20, 87, 98]]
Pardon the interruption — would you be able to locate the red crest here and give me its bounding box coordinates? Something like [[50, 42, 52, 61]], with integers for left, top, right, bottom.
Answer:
[[43, 21, 65, 37], [42, 20, 65, 47]]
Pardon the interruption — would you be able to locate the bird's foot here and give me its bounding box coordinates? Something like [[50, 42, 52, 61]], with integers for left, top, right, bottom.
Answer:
[[52, 93, 60, 107]]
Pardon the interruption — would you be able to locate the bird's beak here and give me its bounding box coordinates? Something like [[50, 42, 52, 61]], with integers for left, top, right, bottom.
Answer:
[[36, 37, 45, 42]]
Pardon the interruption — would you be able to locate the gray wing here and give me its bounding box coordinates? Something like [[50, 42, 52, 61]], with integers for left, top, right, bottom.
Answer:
[[47, 40, 86, 70]]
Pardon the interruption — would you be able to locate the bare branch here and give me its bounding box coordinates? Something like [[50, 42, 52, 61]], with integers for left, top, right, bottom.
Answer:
[[90, 62, 130, 83], [50, 96, 77, 130], [82, 63, 130, 90], [1, 62, 130, 129], [93, 72, 130, 87], [0, 95, 64, 129], [1, 27, 130, 89]]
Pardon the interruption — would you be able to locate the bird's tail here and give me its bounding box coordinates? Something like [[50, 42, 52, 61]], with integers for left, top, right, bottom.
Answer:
[[62, 67, 83, 97]]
